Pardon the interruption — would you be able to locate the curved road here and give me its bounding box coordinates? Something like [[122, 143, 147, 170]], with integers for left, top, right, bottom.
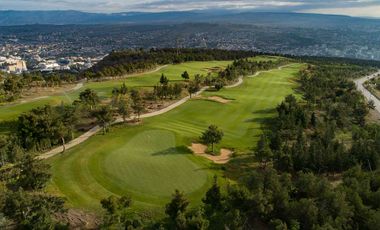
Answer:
[[354, 71, 380, 114], [37, 64, 293, 160]]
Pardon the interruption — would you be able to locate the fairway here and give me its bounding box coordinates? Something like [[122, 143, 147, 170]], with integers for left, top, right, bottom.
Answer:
[[48, 63, 303, 211], [0, 61, 231, 125]]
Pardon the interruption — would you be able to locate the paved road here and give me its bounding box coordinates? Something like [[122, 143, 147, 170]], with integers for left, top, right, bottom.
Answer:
[[37, 64, 293, 160], [354, 71, 380, 114]]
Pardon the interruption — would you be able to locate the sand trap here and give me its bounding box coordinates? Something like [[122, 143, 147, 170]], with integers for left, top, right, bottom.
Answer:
[[207, 96, 231, 104], [189, 143, 233, 164]]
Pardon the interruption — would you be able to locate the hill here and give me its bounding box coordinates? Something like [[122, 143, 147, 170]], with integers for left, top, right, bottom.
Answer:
[[1, 10, 380, 29]]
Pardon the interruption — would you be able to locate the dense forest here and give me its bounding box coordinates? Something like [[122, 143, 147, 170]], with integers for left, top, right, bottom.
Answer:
[[0, 49, 380, 229], [85, 48, 259, 79]]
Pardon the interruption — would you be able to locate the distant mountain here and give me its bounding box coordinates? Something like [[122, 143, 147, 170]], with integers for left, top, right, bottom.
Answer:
[[1, 10, 380, 29]]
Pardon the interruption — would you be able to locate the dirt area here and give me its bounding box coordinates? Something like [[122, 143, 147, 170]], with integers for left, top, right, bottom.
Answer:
[[204, 66, 223, 73], [189, 143, 233, 164], [145, 99, 176, 113], [21, 84, 77, 99], [207, 96, 231, 104], [367, 109, 380, 123], [195, 95, 231, 104], [55, 209, 100, 229]]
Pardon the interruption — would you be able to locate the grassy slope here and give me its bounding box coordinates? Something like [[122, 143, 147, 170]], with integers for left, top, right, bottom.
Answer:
[[48, 63, 303, 213]]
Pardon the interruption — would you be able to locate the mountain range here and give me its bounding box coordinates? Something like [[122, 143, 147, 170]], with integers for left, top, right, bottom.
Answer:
[[1, 10, 380, 28]]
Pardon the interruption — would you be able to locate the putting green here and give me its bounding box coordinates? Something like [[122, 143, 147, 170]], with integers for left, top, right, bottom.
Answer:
[[48, 63, 304, 212]]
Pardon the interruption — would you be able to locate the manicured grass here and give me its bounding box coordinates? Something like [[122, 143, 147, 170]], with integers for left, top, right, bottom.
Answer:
[[0, 57, 280, 124], [48, 63, 303, 212], [0, 61, 231, 125]]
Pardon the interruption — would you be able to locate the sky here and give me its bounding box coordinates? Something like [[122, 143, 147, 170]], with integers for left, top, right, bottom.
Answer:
[[0, 0, 380, 18]]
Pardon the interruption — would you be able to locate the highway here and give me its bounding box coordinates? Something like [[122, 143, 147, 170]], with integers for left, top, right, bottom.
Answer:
[[354, 71, 380, 114]]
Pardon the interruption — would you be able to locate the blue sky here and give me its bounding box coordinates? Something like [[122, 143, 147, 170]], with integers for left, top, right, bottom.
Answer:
[[1, 0, 380, 18]]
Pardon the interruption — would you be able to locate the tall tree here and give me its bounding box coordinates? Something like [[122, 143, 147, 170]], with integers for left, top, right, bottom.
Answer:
[[2, 190, 66, 229], [79, 88, 100, 110], [202, 176, 223, 215], [160, 74, 169, 85], [188, 81, 200, 98], [131, 90, 145, 120], [165, 190, 189, 221], [255, 135, 273, 169], [181, 71, 190, 80], [118, 95, 132, 122], [92, 106, 113, 134], [13, 154, 51, 190], [200, 125, 224, 153]]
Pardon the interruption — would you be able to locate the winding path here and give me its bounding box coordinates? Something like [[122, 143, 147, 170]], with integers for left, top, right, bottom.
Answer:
[[37, 64, 293, 160], [14, 82, 84, 105], [354, 70, 380, 114]]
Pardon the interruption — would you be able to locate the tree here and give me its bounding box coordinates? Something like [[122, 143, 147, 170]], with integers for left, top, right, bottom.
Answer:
[[131, 90, 145, 120], [188, 81, 200, 98], [310, 112, 317, 128], [13, 154, 51, 190], [172, 83, 183, 98], [200, 125, 224, 153], [57, 104, 78, 141], [17, 105, 64, 151], [181, 71, 190, 80], [202, 176, 223, 214], [92, 106, 113, 134], [118, 95, 132, 122], [187, 209, 209, 230], [100, 195, 132, 228], [119, 82, 128, 95], [160, 74, 169, 85], [3, 76, 23, 101], [2, 189, 66, 229], [214, 81, 224, 91], [165, 190, 189, 220], [255, 135, 273, 169], [79, 88, 100, 110]]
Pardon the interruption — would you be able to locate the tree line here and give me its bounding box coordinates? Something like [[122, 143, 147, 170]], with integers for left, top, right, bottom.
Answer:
[[84, 48, 259, 79], [0, 71, 77, 103]]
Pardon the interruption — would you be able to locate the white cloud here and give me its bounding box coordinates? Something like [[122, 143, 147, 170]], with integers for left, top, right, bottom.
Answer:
[[300, 5, 380, 18], [0, 0, 380, 18]]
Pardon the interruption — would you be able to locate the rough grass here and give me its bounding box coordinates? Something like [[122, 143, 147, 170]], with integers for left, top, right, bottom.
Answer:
[[47, 63, 303, 213]]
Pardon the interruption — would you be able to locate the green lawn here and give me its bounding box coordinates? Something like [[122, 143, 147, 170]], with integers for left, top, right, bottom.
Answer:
[[0, 61, 231, 126], [47, 63, 303, 213]]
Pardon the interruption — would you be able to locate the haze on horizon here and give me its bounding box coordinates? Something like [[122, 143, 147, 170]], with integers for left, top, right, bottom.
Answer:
[[0, 0, 380, 18]]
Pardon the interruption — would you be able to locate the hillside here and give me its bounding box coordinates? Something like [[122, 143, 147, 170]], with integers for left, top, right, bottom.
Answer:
[[1, 10, 380, 29]]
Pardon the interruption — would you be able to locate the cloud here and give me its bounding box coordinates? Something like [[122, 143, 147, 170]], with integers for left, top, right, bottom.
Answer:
[[0, 0, 379, 17], [299, 3, 380, 18]]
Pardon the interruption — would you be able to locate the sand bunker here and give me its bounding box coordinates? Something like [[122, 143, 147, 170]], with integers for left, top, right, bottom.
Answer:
[[190, 143, 233, 164], [207, 96, 231, 104]]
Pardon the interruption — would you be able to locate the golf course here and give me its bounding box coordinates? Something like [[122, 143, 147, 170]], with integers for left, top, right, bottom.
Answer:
[[0, 61, 231, 126], [46, 61, 303, 213]]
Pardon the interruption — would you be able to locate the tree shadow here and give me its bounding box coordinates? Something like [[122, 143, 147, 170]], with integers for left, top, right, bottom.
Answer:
[[151, 145, 190, 156], [244, 108, 277, 129], [252, 108, 276, 115], [0, 120, 17, 135], [244, 117, 273, 127]]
